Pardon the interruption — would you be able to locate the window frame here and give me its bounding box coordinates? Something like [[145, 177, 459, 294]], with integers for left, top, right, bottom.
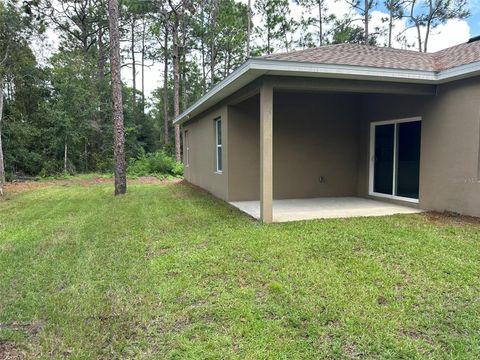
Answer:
[[369, 117, 422, 204], [215, 118, 223, 173]]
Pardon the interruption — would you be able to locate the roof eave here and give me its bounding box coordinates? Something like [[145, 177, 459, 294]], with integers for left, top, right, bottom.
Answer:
[[174, 58, 480, 125]]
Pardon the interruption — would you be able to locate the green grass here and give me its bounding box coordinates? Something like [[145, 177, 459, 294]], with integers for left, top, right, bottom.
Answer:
[[1, 180, 479, 359]]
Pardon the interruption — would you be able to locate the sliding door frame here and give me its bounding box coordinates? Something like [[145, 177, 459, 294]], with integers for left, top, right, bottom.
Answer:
[[369, 116, 422, 204]]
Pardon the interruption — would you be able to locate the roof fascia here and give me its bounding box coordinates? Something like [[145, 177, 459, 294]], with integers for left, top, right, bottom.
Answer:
[[174, 58, 480, 125]]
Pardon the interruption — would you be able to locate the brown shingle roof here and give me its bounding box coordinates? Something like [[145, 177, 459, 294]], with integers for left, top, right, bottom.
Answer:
[[261, 42, 480, 72]]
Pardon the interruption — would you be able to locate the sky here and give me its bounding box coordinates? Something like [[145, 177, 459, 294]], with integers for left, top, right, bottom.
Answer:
[[37, 0, 480, 98]]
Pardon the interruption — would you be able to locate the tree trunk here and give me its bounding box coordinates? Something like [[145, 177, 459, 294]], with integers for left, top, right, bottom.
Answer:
[[172, 18, 181, 162], [163, 27, 169, 145], [0, 77, 5, 186], [209, 11, 216, 86], [141, 18, 146, 117], [108, 0, 127, 195], [131, 17, 137, 112], [84, 139, 88, 172], [318, 0, 323, 46], [364, 0, 369, 43], [181, 16, 187, 112], [416, 22, 422, 52], [97, 27, 106, 82], [64, 141, 68, 173], [388, 12, 393, 47], [424, 20, 431, 52], [424, 1, 433, 52], [247, 0, 251, 56], [267, 16, 271, 54], [201, 28, 207, 92], [97, 26, 106, 126]]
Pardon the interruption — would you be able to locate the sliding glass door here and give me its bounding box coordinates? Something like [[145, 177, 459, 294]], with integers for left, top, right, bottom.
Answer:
[[370, 118, 421, 202]]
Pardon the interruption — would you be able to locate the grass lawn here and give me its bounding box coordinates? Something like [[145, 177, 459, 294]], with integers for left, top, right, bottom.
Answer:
[[1, 179, 480, 359]]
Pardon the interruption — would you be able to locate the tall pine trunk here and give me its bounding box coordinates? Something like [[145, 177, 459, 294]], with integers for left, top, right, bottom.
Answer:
[[141, 18, 146, 117], [98, 27, 106, 83], [416, 22, 423, 52], [0, 77, 5, 186], [388, 13, 393, 47], [364, 0, 369, 43], [131, 17, 137, 112], [172, 18, 181, 162], [64, 141, 68, 173], [108, 0, 127, 195], [163, 27, 169, 145], [247, 0, 251, 56], [181, 17, 187, 113], [318, 1, 323, 46], [209, 7, 216, 86], [201, 31, 207, 92], [424, 21, 432, 52]]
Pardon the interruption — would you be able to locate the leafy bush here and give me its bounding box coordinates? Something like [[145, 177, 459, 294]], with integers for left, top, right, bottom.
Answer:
[[128, 151, 184, 178]]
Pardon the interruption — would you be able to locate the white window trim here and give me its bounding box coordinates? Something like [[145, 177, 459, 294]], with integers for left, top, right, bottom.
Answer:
[[215, 118, 222, 173], [369, 116, 422, 204], [184, 130, 189, 167]]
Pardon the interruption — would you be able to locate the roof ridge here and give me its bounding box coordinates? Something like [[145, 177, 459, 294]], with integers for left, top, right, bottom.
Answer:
[[261, 43, 436, 60], [260, 43, 345, 59]]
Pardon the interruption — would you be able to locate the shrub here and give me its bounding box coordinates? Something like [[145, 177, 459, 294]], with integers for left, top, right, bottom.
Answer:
[[128, 151, 184, 178]]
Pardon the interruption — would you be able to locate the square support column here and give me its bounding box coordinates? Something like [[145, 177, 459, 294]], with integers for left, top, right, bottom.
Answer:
[[260, 82, 273, 223]]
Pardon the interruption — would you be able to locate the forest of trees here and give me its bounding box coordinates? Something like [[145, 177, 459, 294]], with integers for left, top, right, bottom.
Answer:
[[0, 0, 470, 184]]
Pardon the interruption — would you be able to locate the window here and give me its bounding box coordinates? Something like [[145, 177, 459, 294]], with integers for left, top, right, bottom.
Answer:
[[184, 130, 189, 166], [369, 117, 422, 203], [215, 118, 222, 172]]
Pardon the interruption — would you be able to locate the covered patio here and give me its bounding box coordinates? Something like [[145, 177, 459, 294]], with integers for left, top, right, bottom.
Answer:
[[226, 76, 434, 222], [230, 197, 422, 222]]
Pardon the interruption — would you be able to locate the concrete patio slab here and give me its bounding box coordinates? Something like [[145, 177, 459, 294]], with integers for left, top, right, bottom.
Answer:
[[229, 197, 423, 222]]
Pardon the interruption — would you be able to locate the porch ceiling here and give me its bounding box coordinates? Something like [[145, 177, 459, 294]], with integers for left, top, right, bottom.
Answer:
[[230, 197, 423, 223]]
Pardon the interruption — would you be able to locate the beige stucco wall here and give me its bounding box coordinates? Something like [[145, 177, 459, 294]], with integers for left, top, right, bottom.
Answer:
[[183, 106, 229, 201], [273, 92, 361, 199], [358, 76, 480, 217], [228, 96, 260, 201], [227, 92, 361, 201]]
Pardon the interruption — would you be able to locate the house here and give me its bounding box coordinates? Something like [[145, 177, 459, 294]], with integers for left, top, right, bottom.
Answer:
[[174, 40, 480, 223]]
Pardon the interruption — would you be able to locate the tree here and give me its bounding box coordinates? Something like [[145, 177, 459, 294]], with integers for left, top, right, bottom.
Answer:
[[345, 0, 376, 44], [254, 0, 294, 54], [0, 73, 5, 187], [422, 0, 469, 52], [0, 0, 38, 186], [247, 0, 252, 56], [167, 0, 193, 162], [213, 0, 249, 78], [296, 0, 335, 47], [403, 0, 469, 52], [108, 0, 127, 195], [331, 17, 377, 44], [384, 0, 406, 47]]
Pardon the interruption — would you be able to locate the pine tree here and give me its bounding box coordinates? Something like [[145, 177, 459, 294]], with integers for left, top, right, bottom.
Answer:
[[108, 0, 127, 195]]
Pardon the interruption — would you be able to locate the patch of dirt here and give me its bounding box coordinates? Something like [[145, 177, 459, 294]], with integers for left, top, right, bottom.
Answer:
[[172, 316, 192, 332], [423, 211, 480, 227], [0, 343, 25, 360], [377, 296, 387, 305], [343, 341, 364, 359], [195, 241, 209, 249], [0, 320, 47, 336], [400, 329, 436, 346], [145, 248, 169, 259]]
